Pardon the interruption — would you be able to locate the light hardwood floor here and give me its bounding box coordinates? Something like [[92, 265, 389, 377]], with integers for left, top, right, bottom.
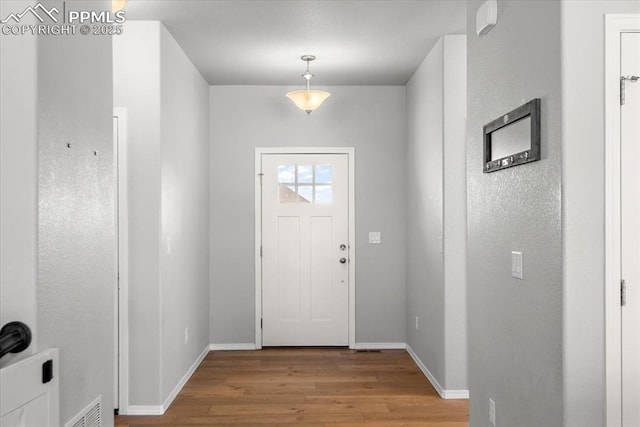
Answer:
[[115, 348, 469, 426]]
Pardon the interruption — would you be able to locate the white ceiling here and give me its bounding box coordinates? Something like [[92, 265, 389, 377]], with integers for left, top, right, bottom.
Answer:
[[124, 0, 467, 86]]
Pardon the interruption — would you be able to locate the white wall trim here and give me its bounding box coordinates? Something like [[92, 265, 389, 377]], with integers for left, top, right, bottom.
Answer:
[[209, 343, 257, 351], [254, 150, 262, 349], [406, 345, 469, 400], [122, 345, 208, 416], [347, 148, 356, 349], [113, 107, 129, 414], [161, 346, 208, 411], [604, 14, 640, 427], [254, 147, 356, 349], [441, 389, 470, 399], [354, 342, 406, 350], [125, 406, 165, 416]]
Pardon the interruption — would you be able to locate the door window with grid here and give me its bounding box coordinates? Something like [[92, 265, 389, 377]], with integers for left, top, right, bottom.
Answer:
[[277, 164, 333, 204]]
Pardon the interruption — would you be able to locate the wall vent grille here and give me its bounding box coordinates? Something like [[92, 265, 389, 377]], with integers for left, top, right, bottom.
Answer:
[[65, 396, 102, 427]]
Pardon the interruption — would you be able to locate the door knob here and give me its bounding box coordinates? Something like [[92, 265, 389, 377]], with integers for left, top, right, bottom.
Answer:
[[339, 258, 347, 264], [339, 244, 347, 251]]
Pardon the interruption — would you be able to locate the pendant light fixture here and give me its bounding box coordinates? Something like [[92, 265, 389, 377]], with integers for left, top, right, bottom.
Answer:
[[286, 55, 331, 115], [112, 0, 128, 11]]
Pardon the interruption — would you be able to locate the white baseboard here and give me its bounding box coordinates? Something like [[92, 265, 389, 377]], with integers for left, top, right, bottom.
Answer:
[[209, 343, 257, 351], [123, 345, 209, 416], [442, 389, 470, 399], [125, 406, 164, 416], [405, 344, 469, 400], [354, 342, 407, 350], [161, 345, 209, 410]]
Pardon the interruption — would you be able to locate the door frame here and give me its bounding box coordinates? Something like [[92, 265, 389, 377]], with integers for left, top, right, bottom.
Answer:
[[113, 108, 129, 413], [605, 14, 640, 427], [254, 147, 356, 349]]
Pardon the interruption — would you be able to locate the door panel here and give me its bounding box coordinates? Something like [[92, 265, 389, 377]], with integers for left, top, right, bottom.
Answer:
[[277, 216, 301, 321], [621, 31, 640, 427], [262, 154, 349, 346], [310, 216, 333, 321]]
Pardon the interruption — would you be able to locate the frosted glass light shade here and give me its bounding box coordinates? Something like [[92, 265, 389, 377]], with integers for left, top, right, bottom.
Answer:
[[286, 90, 331, 114], [112, 0, 128, 11]]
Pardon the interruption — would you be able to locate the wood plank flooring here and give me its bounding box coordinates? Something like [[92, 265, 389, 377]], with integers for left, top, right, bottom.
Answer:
[[115, 348, 468, 426]]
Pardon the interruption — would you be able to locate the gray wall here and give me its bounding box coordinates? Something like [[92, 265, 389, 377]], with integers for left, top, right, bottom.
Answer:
[[36, 0, 115, 424], [159, 24, 210, 401], [114, 21, 210, 406], [406, 35, 467, 392], [561, 1, 640, 425], [406, 38, 445, 384], [0, 0, 38, 366], [467, 1, 563, 426], [114, 21, 162, 405], [442, 35, 468, 392], [209, 85, 407, 345]]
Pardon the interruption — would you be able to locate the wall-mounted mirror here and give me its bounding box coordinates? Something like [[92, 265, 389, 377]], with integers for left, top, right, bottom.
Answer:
[[483, 98, 541, 173]]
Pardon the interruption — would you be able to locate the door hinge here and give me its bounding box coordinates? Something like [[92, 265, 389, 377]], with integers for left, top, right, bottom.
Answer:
[[258, 172, 264, 186], [260, 318, 263, 329], [621, 279, 627, 307], [621, 75, 639, 105], [260, 246, 262, 257]]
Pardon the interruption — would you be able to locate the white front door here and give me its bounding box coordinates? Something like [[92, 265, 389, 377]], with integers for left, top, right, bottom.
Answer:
[[261, 153, 349, 346], [621, 31, 640, 427]]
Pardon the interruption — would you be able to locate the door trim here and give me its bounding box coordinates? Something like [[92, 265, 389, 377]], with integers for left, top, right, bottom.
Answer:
[[114, 107, 129, 413], [254, 147, 356, 349], [605, 14, 640, 427]]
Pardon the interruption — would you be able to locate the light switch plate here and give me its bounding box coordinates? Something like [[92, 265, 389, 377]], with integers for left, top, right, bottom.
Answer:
[[368, 232, 381, 244], [511, 251, 523, 280]]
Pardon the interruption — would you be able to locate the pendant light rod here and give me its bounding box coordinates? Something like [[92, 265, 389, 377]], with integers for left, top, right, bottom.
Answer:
[[302, 55, 315, 90]]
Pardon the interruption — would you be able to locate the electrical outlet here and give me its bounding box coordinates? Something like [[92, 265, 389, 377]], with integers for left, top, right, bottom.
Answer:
[[415, 316, 419, 331], [489, 398, 496, 426], [185, 327, 189, 344]]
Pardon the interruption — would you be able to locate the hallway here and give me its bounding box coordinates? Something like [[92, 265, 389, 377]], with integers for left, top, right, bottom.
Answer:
[[115, 348, 469, 426]]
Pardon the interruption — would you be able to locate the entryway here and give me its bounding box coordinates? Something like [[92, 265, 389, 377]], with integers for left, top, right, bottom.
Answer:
[[254, 148, 355, 348]]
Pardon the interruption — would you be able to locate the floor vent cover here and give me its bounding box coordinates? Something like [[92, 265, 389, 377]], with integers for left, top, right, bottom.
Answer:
[[66, 396, 102, 427]]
